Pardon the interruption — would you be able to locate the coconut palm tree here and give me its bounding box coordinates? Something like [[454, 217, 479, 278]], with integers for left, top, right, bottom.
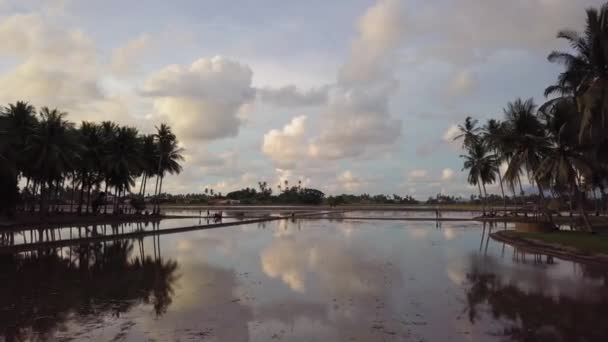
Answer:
[[99, 121, 118, 213], [1, 102, 37, 184], [502, 98, 549, 198], [546, 3, 608, 140], [0, 116, 19, 216], [536, 141, 593, 230], [105, 126, 142, 213], [24, 108, 79, 214], [454, 116, 482, 149], [482, 119, 508, 210], [139, 134, 157, 197], [76, 122, 103, 214], [461, 141, 498, 215], [537, 97, 594, 230], [152, 124, 182, 214], [154, 139, 184, 213]]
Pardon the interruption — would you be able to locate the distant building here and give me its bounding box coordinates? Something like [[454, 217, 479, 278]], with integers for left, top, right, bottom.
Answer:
[[210, 199, 241, 205]]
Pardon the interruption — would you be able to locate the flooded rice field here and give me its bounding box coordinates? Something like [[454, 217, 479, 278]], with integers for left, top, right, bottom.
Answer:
[[0, 214, 607, 341]]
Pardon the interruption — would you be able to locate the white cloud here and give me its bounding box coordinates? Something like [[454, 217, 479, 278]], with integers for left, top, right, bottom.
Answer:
[[446, 70, 478, 98], [337, 170, 362, 192], [262, 116, 308, 169], [308, 85, 402, 160], [412, 0, 602, 64], [307, 0, 405, 160], [143, 56, 255, 142], [0, 12, 149, 127], [257, 85, 328, 107], [0, 13, 103, 114], [111, 34, 151, 75], [338, 0, 407, 85], [442, 124, 460, 143], [441, 168, 455, 181], [408, 169, 428, 182]]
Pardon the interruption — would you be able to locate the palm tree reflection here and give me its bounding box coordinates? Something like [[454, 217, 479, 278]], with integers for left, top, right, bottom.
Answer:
[[0, 238, 178, 341], [465, 255, 608, 341]]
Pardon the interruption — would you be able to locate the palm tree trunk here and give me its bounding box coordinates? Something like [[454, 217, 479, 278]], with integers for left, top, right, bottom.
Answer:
[[58, 178, 65, 211], [24, 177, 30, 211], [482, 181, 489, 215], [152, 174, 160, 214], [574, 180, 593, 232], [139, 173, 146, 195], [517, 176, 525, 201], [497, 170, 506, 212], [85, 182, 93, 214], [40, 182, 48, 216], [156, 175, 164, 215], [477, 180, 485, 215], [593, 188, 600, 216], [536, 182, 555, 226], [70, 177, 76, 214], [142, 174, 148, 197], [103, 182, 109, 214], [77, 176, 86, 215], [113, 187, 120, 214], [600, 187, 607, 215]]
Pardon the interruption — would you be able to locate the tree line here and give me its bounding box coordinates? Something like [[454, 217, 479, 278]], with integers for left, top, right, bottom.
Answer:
[[0, 102, 184, 217], [457, 3, 608, 230]]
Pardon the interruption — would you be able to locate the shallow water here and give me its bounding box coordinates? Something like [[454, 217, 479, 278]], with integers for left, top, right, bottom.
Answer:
[[1, 219, 607, 341]]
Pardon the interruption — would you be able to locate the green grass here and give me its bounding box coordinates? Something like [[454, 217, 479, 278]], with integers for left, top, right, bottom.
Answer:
[[509, 231, 608, 255]]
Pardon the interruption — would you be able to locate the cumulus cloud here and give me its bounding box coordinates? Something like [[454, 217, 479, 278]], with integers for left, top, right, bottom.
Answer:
[[260, 234, 400, 295], [413, 0, 602, 64], [445, 70, 478, 98], [262, 116, 308, 169], [408, 169, 428, 182], [142, 56, 255, 142], [337, 170, 362, 192], [308, 85, 402, 160], [338, 0, 407, 85], [0, 12, 150, 127], [0, 13, 103, 113], [306, 0, 405, 160], [441, 168, 455, 181], [111, 34, 151, 75], [442, 124, 461, 143], [257, 85, 328, 107]]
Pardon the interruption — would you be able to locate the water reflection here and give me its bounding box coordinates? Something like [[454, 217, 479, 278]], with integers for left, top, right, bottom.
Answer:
[[1, 219, 608, 341], [466, 254, 608, 341], [0, 239, 178, 341]]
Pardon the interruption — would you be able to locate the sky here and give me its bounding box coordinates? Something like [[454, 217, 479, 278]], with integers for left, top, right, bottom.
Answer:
[[0, 0, 604, 199]]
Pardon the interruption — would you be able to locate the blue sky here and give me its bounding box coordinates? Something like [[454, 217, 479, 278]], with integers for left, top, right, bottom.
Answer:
[[0, 0, 604, 198]]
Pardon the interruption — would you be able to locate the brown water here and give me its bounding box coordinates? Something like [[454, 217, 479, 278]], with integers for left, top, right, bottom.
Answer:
[[1, 219, 607, 341]]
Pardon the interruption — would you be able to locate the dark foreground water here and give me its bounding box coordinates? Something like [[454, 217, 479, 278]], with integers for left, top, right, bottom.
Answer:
[[1, 219, 608, 341]]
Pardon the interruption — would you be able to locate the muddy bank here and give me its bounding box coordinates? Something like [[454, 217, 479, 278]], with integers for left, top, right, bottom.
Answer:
[[0, 213, 171, 231], [491, 230, 608, 265]]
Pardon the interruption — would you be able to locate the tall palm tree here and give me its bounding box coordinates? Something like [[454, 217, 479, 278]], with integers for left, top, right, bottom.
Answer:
[[99, 121, 118, 213], [106, 126, 142, 213], [537, 97, 593, 230], [536, 141, 593, 231], [154, 139, 184, 212], [139, 134, 157, 197], [24, 108, 79, 214], [461, 141, 498, 215], [0, 116, 19, 216], [76, 122, 103, 214], [152, 124, 182, 214], [502, 98, 549, 198], [483, 119, 508, 210], [1, 101, 37, 184], [454, 116, 482, 149], [546, 3, 608, 140]]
